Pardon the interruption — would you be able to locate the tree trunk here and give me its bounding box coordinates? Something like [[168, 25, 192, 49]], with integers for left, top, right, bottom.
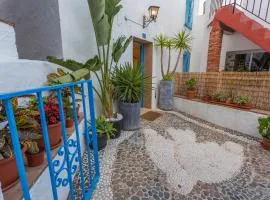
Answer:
[[172, 49, 182, 75]]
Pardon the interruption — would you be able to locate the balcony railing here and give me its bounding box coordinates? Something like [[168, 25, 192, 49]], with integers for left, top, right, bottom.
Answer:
[[209, 0, 270, 24], [0, 80, 99, 200]]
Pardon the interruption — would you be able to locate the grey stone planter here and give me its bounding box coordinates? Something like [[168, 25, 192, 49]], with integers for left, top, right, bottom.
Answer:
[[119, 101, 141, 131], [159, 80, 174, 110]]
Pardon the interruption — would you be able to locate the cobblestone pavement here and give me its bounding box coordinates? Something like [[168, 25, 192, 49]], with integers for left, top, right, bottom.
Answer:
[[79, 111, 270, 200]]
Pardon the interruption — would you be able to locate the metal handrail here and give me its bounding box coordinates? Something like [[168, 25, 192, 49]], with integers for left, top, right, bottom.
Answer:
[[210, 0, 270, 25], [0, 80, 100, 200]]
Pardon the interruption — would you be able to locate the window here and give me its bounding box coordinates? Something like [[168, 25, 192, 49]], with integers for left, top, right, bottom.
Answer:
[[185, 0, 194, 29], [225, 50, 270, 72], [183, 51, 191, 72]]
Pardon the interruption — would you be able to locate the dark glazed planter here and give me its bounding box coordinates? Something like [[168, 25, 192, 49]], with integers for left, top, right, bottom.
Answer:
[[119, 101, 141, 131], [109, 113, 123, 139], [90, 134, 107, 151], [159, 80, 174, 110]]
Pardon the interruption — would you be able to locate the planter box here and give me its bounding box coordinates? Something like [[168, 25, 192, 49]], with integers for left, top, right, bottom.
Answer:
[[174, 97, 267, 138]]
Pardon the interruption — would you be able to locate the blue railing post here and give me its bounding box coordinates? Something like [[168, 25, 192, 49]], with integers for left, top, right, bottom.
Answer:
[[87, 81, 100, 178], [37, 92, 58, 200], [3, 99, 31, 200], [70, 86, 86, 198], [56, 89, 75, 200], [81, 84, 93, 184]]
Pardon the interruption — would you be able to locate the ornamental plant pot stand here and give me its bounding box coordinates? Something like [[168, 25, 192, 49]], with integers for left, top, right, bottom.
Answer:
[[159, 80, 174, 111], [35, 122, 62, 150]]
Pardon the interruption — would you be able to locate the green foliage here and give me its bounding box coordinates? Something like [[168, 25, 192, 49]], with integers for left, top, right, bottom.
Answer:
[[162, 73, 174, 81], [112, 35, 132, 63], [185, 78, 197, 90], [258, 116, 270, 139], [211, 91, 227, 101], [47, 56, 102, 82], [111, 63, 151, 103], [234, 95, 250, 105], [93, 116, 116, 139], [155, 31, 192, 80], [48, 0, 132, 118]]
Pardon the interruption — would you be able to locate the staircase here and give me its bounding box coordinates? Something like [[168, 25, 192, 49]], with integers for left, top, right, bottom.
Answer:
[[214, 5, 270, 52]]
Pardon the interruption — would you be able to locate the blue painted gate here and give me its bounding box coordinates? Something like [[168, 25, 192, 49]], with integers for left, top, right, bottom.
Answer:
[[0, 80, 99, 200]]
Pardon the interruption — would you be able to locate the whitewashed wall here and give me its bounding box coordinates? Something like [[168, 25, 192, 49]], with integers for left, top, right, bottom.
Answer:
[[219, 32, 262, 70], [0, 22, 18, 61]]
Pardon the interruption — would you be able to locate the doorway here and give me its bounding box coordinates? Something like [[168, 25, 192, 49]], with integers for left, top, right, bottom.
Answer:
[[133, 37, 153, 109]]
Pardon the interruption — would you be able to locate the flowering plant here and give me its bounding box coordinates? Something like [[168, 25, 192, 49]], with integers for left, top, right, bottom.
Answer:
[[43, 97, 60, 125], [30, 97, 60, 125]]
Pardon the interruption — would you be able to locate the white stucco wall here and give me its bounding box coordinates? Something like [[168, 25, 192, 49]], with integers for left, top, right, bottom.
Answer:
[[58, 0, 200, 110], [174, 97, 266, 138], [219, 32, 262, 70], [0, 22, 18, 61]]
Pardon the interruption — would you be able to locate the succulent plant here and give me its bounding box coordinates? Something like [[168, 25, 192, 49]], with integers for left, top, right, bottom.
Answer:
[[25, 141, 40, 155]]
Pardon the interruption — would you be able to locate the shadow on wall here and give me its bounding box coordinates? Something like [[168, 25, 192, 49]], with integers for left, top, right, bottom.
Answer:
[[0, 0, 63, 61]]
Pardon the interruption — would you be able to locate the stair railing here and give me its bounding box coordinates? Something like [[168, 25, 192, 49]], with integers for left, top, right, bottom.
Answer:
[[210, 0, 270, 24]]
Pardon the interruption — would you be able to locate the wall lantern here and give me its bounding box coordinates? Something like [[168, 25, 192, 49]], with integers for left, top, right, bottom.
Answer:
[[143, 6, 160, 29]]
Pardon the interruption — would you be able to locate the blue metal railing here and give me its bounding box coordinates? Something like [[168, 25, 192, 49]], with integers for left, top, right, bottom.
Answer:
[[0, 80, 100, 200], [210, 0, 270, 24]]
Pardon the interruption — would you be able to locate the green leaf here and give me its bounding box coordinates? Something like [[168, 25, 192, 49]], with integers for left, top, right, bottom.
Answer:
[[87, 0, 110, 46], [112, 36, 132, 63]]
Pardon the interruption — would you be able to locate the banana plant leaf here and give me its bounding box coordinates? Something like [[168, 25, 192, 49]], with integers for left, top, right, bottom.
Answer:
[[105, 0, 122, 25], [47, 56, 85, 72], [112, 36, 132, 63], [87, 0, 110, 46]]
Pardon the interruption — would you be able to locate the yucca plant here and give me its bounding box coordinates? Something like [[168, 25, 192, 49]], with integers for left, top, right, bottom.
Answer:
[[111, 63, 151, 103], [172, 30, 192, 74], [48, 0, 132, 118], [154, 34, 167, 79]]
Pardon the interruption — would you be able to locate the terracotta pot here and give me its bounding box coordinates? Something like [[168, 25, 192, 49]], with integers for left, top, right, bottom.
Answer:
[[66, 119, 74, 128], [237, 104, 252, 110], [26, 150, 45, 167], [186, 90, 196, 99], [0, 157, 19, 191], [36, 122, 62, 149], [76, 104, 80, 116], [261, 138, 270, 150]]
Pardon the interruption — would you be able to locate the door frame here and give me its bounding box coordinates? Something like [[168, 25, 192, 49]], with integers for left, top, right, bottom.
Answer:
[[132, 37, 153, 109]]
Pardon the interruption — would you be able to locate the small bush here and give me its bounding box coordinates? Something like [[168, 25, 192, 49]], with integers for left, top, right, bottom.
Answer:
[[234, 95, 250, 105], [258, 116, 270, 139], [185, 78, 197, 90]]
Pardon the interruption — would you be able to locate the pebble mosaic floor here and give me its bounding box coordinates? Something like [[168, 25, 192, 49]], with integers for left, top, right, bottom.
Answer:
[[76, 111, 270, 200]]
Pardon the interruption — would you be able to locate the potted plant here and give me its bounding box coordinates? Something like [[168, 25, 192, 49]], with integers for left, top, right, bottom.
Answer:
[[30, 97, 62, 149], [24, 141, 44, 167], [185, 77, 197, 99], [89, 117, 116, 151], [258, 116, 270, 149], [111, 63, 150, 130], [233, 95, 252, 109], [47, 0, 132, 138], [155, 31, 192, 110], [211, 91, 226, 103], [0, 123, 20, 191]]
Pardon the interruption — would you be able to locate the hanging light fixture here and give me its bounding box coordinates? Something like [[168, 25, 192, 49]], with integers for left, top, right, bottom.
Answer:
[[143, 6, 160, 29]]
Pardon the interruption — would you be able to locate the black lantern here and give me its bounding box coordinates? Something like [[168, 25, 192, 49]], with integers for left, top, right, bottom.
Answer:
[[143, 6, 160, 28]]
